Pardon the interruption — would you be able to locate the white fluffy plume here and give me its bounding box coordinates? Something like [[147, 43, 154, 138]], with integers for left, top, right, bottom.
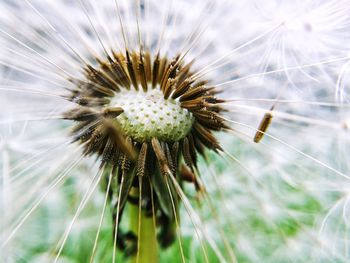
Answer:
[[1, 0, 350, 262]]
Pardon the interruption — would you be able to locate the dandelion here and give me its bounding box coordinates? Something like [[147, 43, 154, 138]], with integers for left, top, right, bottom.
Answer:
[[1, 0, 350, 262]]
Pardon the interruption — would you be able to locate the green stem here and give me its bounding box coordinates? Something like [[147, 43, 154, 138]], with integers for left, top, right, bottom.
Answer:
[[128, 191, 158, 263]]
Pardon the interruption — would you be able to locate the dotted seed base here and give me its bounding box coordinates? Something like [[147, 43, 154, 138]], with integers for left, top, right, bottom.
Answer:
[[111, 88, 194, 142]]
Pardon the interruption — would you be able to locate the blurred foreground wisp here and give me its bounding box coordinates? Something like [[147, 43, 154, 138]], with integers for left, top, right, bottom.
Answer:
[[1, 0, 350, 262]]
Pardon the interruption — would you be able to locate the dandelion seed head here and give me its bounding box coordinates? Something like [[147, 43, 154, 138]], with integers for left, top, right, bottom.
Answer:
[[2, 0, 350, 262]]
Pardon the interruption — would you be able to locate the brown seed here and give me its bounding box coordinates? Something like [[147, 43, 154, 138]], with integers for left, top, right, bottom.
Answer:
[[111, 51, 131, 89], [163, 142, 175, 175], [157, 57, 168, 88], [152, 52, 160, 88], [179, 86, 215, 102], [180, 164, 195, 183], [126, 50, 139, 89], [103, 107, 124, 118], [138, 51, 148, 92], [144, 51, 152, 83], [171, 142, 179, 175], [254, 112, 273, 143], [171, 78, 194, 99], [63, 108, 99, 122], [193, 122, 222, 151], [151, 138, 170, 176], [136, 142, 148, 177], [193, 110, 227, 130], [182, 137, 195, 170]]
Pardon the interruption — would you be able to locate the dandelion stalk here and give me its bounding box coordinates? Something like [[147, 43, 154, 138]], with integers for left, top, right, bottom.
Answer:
[[128, 187, 158, 263]]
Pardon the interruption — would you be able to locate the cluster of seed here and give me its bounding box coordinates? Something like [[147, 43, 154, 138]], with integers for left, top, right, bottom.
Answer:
[[64, 49, 228, 253]]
